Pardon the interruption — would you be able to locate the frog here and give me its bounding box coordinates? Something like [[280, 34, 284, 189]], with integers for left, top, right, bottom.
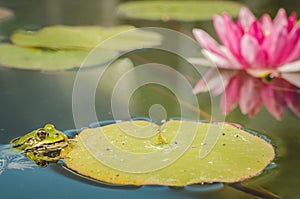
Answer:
[[10, 124, 69, 167]]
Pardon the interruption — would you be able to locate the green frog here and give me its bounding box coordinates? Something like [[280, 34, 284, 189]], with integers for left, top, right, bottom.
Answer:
[[10, 124, 69, 167]]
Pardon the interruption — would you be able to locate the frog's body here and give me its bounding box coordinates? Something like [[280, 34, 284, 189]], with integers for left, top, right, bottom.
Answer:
[[10, 124, 69, 167]]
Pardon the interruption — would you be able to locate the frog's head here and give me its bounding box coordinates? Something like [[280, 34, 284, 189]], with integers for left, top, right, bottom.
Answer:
[[11, 124, 69, 167]]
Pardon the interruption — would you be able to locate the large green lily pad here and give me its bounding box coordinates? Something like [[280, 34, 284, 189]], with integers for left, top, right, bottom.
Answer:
[[117, 1, 244, 22], [0, 44, 117, 71], [11, 25, 162, 51], [61, 120, 275, 186]]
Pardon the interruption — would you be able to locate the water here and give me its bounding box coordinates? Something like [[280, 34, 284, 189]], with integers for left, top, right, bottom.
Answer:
[[0, 0, 300, 198]]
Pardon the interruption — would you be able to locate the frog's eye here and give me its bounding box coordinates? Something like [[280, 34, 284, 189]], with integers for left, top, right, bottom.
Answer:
[[44, 124, 55, 132], [36, 129, 48, 141]]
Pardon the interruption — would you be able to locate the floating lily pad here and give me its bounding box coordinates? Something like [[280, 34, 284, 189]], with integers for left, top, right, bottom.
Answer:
[[117, 1, 244, 22], [0, 44, 117, 71], [11, 25, 162, 51], [61, 120, 275, 186]]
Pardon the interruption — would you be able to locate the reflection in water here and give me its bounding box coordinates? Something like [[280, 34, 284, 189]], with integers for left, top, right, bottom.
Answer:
[[221, 71, 300, 120], [195, 69, 300, 120]]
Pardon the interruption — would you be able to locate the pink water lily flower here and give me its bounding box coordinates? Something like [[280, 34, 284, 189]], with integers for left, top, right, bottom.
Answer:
[[192, 7, 300, 119]]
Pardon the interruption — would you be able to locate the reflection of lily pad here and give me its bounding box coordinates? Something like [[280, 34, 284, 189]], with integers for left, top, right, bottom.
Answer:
[[0, 44, 117, 71], [11, 25, 162, 51], [62, 120, 275, 186], [117, 1, 244, 22]]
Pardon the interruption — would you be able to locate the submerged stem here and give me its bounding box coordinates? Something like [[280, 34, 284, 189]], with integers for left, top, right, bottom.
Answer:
[[229, 183, 281, 199]]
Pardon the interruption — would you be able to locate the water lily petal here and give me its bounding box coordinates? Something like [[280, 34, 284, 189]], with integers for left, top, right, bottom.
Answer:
[[213, 15, 243, 65], [202, 49, 234, 69], [273, 8, 288, 28], [219, 46, 243, 69], [238, 7, 256, 29], [261, 81, 286, 120], [187, 57, 215, 67], [281, 73, 300, 88], [285, 41, 300, 63], [285, 86, 300, 117], [248, 99, 263, 117], [192, 29, 226, 58], [287, 12, 297, 32], [241, 34, 267, 68], [239, 76, 262, 116], [276, 79, 300, 117], [213, 13, 250, 68], [222, 13, 243, 58], [193, 69, 236, 95], [260, 14, 273, 34], [212, 70, 237, 95], [213, 14, 228, 46], [278, 60, 300, 72], [277, 23, 300, 64], [213, 14, 243, 62], [194, 18, 244, 69], [193, 68, 215, 94], [220, 73, 242, 114], [248, 21, 265, 44], [284, 25, 300, 63], [263, 23, 288, 67], [287, 97, 300, 117], [268, 10, 290, 64]]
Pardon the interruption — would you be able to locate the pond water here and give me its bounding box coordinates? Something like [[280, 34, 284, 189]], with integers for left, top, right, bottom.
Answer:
[[0, 0, 299, 199]]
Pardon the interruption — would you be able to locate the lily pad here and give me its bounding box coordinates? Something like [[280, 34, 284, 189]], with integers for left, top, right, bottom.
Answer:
[[0, 44, 117, 71], [61, 120, 275, 186], [117, 1, 244, 22], [11, 25, 162, 51]]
